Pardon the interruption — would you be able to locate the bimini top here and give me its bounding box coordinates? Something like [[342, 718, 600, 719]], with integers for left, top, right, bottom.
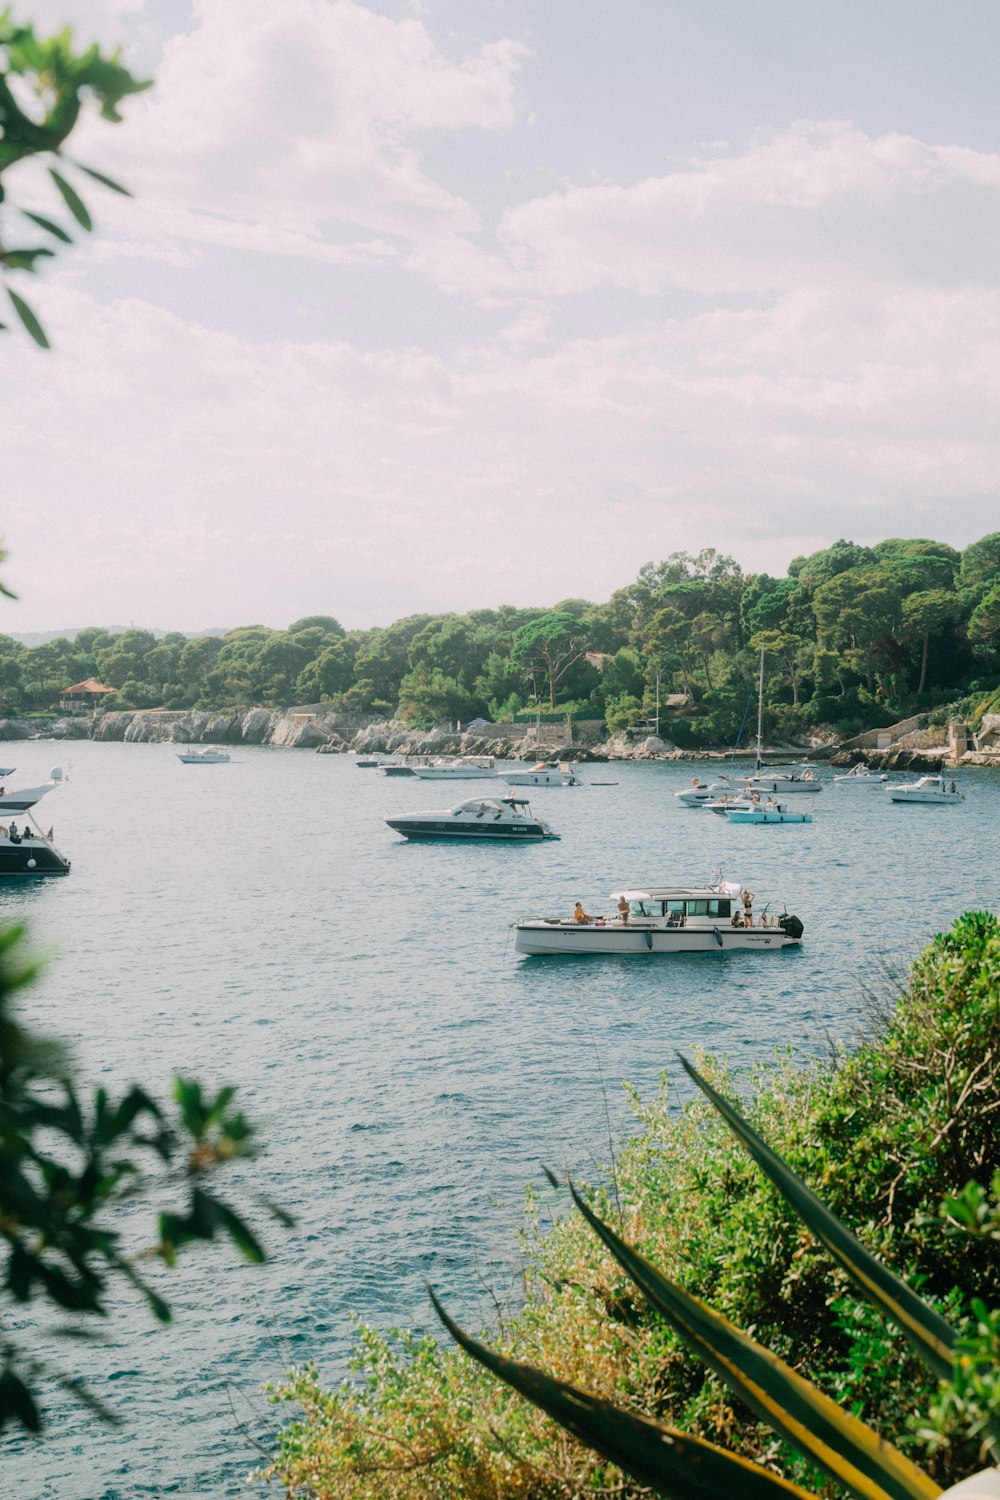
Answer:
[[609, 880, 744, 902]]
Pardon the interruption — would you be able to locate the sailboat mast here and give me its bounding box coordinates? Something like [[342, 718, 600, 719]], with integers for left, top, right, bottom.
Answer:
[[756, 643, 764, 772]]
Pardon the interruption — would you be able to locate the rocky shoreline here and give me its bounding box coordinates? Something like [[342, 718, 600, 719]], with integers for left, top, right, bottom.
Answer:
[[1, 708, 997, 769]]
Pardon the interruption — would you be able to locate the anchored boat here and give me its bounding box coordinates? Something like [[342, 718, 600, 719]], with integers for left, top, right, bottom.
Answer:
[[514, 879, 802, 954], [385, 794, 559, 841], [0, 768, 70, 876]]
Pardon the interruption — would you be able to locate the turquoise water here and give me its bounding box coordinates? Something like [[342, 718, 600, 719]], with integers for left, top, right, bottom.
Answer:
[[2, 742, 998, 1498]]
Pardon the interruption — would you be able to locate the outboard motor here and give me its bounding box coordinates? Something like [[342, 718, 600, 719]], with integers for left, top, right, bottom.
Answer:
[[778, 913, 804, 940]]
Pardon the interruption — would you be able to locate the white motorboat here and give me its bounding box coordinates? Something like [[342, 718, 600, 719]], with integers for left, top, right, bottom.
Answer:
[[176, 747, 231, 764], [379, 762, 415, 776], [385, 794, 559, 841], [411, 756, 498, 780], [504, 761, 582, 787], [514, 878, 803, 955], [833, 763, 887, 785], [885, 774, 963, 804], [0, 769, 70, 876], [675, 775, 735, 806]]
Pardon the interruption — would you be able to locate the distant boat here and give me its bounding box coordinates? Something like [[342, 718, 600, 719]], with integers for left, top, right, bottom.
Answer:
[[503, 761, 582, 787], [411, 756, 498, 780], [885, 774, 963, 804], [739, 645, 822, 796], [833, 764, 887, 785], [176, 747, 231, 764], [385, 794, 559, 841]]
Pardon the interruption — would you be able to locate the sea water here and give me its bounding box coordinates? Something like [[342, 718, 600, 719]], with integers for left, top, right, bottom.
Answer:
[[2, 742, 998, 1498]]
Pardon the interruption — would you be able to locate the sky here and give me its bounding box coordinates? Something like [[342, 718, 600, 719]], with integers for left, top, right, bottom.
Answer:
[[4, 0, 1000, 635]]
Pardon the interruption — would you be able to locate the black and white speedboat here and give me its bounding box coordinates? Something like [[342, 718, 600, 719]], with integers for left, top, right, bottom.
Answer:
[[385, 794, 559, 841], [0, 768, 70, 876]]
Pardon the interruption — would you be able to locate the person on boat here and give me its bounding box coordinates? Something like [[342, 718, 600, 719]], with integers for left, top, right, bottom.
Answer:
[[8, 823, 21, 844], [950, 781, 957, 794], [573, 901, 592, 924], [616, 895, 630, 925], [741, 888, 754, 927]]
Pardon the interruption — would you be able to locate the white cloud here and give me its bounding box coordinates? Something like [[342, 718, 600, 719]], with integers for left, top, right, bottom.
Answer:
[[74, 0, 526, 255], [496, 122, 1000, 297]]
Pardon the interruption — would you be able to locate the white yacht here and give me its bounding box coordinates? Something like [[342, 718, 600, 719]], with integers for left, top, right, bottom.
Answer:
[[675, 775, 736, 806], [885, 773, 963, 804], [0, 768, 70, 876], [385, 793, 559, 841], [833, 763, 887, 785], [176, 747, 231, 764], [514, 878, 803, 955], [411, 756, 498, 780], [504, 761, 581, 787]]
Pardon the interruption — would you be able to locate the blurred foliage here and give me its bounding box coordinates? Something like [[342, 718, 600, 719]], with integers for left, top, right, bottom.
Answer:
[[0, 8, 150, 346], [264, 913, 1000, 1498], [0, 923, 291, 1434]]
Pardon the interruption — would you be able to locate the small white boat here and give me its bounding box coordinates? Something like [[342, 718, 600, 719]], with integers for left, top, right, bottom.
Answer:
[[833, 764, 887, 785], [504, 761, 581, 787], [386, 794, 558, 841], [411, 756, 498, 780], [740, 768, 822, 796], [885, 774, 963, 804], [176, 747, 231, 764], [675, 775, 735, 806], [514, 878, 803, 955], [379, 762, 415, 776]]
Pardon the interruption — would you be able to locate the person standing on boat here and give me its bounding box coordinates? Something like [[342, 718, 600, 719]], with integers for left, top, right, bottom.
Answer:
[[741, 888, 754, 927], [616, 895, 630, 925]]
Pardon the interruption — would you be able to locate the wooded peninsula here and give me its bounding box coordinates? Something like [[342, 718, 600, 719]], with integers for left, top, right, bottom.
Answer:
[[7, 533, 1000, 744]]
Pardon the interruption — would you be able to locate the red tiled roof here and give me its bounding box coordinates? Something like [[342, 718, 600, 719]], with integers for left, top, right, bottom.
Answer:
[[63, 679, 114, 695]]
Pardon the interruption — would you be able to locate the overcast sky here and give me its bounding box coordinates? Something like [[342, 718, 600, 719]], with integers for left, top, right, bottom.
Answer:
[[4, 0, 1000, 634]]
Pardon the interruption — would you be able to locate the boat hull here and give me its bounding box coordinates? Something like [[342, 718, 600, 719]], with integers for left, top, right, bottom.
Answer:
[[0, 839, 70, 875], [887, 791, 961, 804], [515, 922, 798, 955], [726, 808, 813, 824], [386, 821, 554, 840], [504, 772, 578, 786]]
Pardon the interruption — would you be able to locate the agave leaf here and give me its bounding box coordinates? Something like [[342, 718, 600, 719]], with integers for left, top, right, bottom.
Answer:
[[679, 1056, 956, 1381], [569, 1183, 941, 1500], [431, 1289, 820, 1500]]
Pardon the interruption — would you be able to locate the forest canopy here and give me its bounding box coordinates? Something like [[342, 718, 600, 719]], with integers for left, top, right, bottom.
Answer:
[[3, 533, 1000, 745]]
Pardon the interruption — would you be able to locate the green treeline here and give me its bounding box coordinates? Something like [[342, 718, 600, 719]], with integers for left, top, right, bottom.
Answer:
[[264, 912, 1000, 1498], [5, 533, 1000, 743]]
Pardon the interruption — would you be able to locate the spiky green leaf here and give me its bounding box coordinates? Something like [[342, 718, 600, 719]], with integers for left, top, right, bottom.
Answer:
[[679, 1056, 956, 1380], [569, 1183, 941, 1500], [431, 1290, 820, 1500]]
